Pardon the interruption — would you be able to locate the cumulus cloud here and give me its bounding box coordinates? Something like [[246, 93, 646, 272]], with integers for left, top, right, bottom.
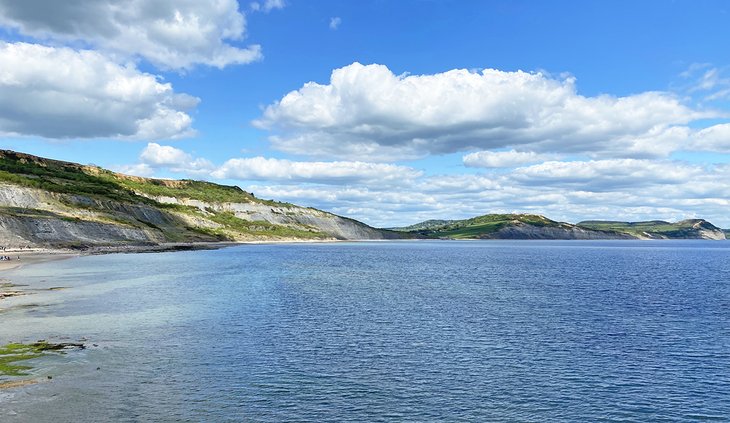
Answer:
[[511, 159, 703, 190], [114, 141, 730, 228], [139, 143, 214, 174], [112, 163, 155, 177], [243, 159, 730, 228], [212, 156, 422, 184], [0, 42, 198, 140], [691, 124, 730, 152], [0, 0, 261, 70], [463, 150, 557, 168], [254, 62, 709, 161]]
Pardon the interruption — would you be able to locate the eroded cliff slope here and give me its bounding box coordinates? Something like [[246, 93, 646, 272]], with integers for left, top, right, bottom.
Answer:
[[0, 150, 398, 249]]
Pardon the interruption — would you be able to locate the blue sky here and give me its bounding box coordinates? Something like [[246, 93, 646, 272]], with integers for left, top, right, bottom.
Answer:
[[1, 0, 730, 227]]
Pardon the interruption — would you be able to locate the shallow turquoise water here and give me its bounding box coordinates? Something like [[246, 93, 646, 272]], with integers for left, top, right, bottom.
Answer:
[[1, 241, 729, 421]]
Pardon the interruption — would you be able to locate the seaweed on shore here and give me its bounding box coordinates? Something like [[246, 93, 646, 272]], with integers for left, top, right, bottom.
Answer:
[[0, 341, 84, 377]]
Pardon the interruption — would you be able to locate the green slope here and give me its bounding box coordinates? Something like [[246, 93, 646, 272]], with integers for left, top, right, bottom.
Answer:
[[0, 150, 328, 243], [394, 214, 572, 239], [397, 214, 727, 240], [577, 219, 724, 239]]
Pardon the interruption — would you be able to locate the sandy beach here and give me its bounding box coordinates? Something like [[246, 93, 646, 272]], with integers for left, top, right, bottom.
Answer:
[[0, 249, 79, 272]]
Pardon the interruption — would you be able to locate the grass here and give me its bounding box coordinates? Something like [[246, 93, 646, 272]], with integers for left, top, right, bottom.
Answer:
[[405, 214, 561, 239], [0, 150, 341, 242], [96, 172, 259, 204], [206, 211, 327, 239], [0, 150, 293, 208], [0, 152, 149, 204]]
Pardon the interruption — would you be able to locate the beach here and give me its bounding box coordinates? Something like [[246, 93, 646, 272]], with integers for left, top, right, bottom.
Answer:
[[0, 249, 79, 272]]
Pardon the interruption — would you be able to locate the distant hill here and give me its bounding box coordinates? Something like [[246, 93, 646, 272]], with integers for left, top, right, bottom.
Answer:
[[0, 150, 399, 249], [394, 214, 727, 240], [577, 219, 726, 240], [390, 219, 457, 232], [392, 214, 634, 240]]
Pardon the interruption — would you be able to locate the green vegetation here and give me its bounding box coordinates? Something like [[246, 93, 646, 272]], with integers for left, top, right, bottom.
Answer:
[[577, 219, 721, 239], [0, 150, 286, 206], [392, 219, 456, 231], [205, 211, 326, 239], [0, 150, 345, 243], [95, 171, 261, 204], [0, 154, 144, 204], [0, 341, 82, 377], [397, 214, 561, 239]]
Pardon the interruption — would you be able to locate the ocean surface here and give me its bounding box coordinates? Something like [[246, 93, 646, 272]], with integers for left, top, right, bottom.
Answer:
[[1, 241, 729, 422]]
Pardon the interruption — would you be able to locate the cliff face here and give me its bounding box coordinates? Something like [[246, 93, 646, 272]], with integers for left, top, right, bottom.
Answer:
[[144, 196, 400, 241], [0, 150, 398, 249], [577, 219, 727, 240], [484, 222, 635, 240], [394, 214, 634, 240], [0, 183, 213, 248], [396, 214, 726, 240]]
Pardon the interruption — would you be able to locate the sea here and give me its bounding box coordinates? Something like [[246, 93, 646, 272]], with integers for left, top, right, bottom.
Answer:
[[1, 240, 729, 422]]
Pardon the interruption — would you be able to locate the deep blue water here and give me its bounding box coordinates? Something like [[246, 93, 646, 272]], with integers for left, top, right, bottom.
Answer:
[[1, 241, 729, 422]]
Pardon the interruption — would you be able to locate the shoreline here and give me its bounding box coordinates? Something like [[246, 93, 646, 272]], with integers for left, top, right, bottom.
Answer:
[[2, 236, 727, 280], [0, 238, 351, 273], [1, 235, 727, 272], [0, 249, 80, 272]]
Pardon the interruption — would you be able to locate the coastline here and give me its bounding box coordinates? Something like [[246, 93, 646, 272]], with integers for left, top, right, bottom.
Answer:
[[0, 238, 351, 273], [2, 235, 727, 273], [0, 249, 79, 272]]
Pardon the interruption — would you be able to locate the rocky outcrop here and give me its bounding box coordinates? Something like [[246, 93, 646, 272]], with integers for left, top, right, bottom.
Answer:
[[682, 219, 726, 240], [0, 213, 162, 248]]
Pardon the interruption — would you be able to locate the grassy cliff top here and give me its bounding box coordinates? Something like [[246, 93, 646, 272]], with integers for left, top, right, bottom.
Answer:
[[394, 213, 564, 239], [577, 219, 721, 238], [0, 150, 266, 205]]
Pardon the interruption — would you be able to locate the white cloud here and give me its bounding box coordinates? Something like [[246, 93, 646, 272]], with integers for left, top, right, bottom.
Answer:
[[0, 42, 198, 139], [111, 163, 154, 177], [139, 143, 213, 174], [116, 144, 730, 229], [463, 150, 557, 168], [254, 62, 709, 161], [511, 159, 702, 190], [677, 64, 730, 102], [329, 17, 341, 30], [691, 124, 730, 152], [250, 0, 285, 12], [0, 0, 262, 70], [212, 156, 422, 184], [235, 158, 730, 228]]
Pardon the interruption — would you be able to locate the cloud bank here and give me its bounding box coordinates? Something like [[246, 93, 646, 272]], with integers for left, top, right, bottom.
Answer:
[[0, 42, 198, 139], [255, 62, 710, 161], [118, 142, 730, 228], [0, 0, 261, 70]]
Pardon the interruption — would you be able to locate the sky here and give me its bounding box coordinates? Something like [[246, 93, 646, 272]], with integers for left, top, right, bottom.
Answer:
[[1, 0, 730, 228]]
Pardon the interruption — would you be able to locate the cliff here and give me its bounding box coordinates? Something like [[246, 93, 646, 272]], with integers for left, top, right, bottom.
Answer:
[[577, 219, 727, 240], [0, 150, 398, 249], [395, 214, 726, 240]]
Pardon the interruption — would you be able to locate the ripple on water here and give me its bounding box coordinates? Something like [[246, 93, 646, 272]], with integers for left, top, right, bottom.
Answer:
[[0, 240, 728, 422]]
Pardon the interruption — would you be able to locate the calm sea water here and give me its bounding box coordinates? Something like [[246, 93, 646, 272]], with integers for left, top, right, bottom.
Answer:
[[1, 241, 729, 422]]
